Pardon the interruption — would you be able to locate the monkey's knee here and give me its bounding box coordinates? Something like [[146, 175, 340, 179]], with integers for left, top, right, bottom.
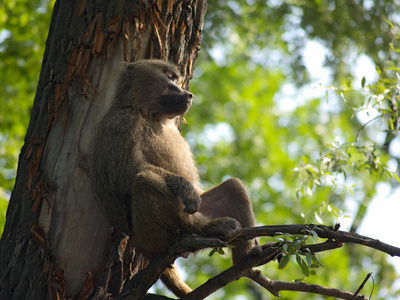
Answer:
[[223, 177, 245, 188], [222, 178, 250, 201]]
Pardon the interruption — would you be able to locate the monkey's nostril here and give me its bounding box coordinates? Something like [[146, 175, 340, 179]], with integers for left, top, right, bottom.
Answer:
[[187, 92, 194, 99]]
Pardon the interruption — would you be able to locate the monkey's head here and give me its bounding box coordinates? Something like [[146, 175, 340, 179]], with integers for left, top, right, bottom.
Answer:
[[116, 60, 194, 122]]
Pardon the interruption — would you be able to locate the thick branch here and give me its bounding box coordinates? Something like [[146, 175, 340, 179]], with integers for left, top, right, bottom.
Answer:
[[181, 240, 368, 300], [115, 223, 399, 299], [181, 243, 281, 299]]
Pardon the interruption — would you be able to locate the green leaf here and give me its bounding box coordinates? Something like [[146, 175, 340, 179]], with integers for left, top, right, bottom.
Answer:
[[208, 249, 216, 257], [0, 198, 8, 237], [361, 76, 366, 88], [296, 255, 310, 276], [306, 253, 313, 267], [393, 173, 400, 183], [278, 255, 290, 270], [310, 230, 318, 240]]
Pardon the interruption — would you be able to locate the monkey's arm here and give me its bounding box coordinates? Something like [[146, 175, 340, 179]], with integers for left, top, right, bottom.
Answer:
[[164, 174, 201, 214], [141, 165, 201, 214]]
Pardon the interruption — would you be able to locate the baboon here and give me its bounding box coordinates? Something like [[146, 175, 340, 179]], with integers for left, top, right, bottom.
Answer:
[[91, 59, 258, 297]]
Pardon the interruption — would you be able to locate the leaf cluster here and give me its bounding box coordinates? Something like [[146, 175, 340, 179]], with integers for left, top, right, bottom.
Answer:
[[0, 0, 55, 195], [203, 0, 398, 85], [277, 231, 321, 281]]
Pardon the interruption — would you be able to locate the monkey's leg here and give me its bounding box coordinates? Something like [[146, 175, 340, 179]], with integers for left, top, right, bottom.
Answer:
[[132, 171, 193, 297], [132, 170, 187, 253], [198, 178, 260, 264], [198, 178, 256, 227]]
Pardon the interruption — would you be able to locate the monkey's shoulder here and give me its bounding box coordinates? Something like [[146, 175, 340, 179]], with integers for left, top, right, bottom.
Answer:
[[96, 110, 142, 143]]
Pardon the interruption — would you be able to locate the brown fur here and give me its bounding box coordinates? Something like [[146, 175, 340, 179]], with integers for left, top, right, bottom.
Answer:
[[91, 59, 258, 296]]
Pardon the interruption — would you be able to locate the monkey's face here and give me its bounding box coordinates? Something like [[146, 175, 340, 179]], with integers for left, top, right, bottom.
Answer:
[[123, 60, 194, 121], [157, 72, 194, 119]]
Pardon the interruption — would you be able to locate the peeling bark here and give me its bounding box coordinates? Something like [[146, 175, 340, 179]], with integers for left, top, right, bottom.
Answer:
[[0, 0, 207, 299]]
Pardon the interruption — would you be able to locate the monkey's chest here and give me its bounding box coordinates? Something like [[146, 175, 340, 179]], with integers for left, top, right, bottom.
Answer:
[[142, 132, 198, 181]]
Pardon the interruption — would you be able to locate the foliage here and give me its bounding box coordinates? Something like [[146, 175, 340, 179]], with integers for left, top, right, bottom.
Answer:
[[1, 0, 400, 299], [203, 0, 397, 84], [0, 198, 7, 237], [181, 2, 400, 298], [276, 230, 321, 280], [0, 0, 55, 201]]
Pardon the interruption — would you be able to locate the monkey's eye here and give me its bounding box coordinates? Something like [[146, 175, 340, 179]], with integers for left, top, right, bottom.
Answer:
[[165, 70, 178, 83]]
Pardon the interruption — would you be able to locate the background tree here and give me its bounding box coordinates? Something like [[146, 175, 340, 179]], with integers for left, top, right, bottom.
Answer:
[[1, 0, 400, 299]]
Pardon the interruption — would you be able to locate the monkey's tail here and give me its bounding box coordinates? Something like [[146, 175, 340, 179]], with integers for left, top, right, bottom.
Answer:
[[161, 264, 192, 298]]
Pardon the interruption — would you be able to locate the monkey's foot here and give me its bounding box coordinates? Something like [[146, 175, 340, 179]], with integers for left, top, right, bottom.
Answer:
[[201, 217, 242, 240]]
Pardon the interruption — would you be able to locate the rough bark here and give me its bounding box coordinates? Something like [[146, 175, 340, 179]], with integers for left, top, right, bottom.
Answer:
[[0, 0, 207, 299]]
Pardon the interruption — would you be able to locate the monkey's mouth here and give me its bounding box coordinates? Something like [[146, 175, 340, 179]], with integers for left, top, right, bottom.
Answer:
[[160, 94, 193, 117], [174, 97, 192, 115]]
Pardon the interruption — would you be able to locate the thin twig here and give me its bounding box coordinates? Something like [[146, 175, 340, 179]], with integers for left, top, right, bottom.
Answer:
[[236, 224, 400, 257], [351, 273, 373, 300], [356, 115, 381, 142]]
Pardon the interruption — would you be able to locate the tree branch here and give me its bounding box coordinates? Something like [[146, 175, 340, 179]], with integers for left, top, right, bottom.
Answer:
[[113, 223, 400, 299], [115, 236, 228, 299], [237, 224, 400, 257], [181, 241, 368, 300], [246, 269, 368, 300]]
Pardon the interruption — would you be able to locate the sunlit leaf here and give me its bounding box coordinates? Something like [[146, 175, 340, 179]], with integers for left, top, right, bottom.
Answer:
[[361, 76, 366, 88], [393, 173, 400, 183], [278, 255, 290, 270]]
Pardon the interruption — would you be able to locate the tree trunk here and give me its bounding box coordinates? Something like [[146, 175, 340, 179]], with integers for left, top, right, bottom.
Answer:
[[0, 0, 206, 299]]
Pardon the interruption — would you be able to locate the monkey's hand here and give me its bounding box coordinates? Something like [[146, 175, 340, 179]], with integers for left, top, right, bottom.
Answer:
[[164, 174, 201, 214]]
